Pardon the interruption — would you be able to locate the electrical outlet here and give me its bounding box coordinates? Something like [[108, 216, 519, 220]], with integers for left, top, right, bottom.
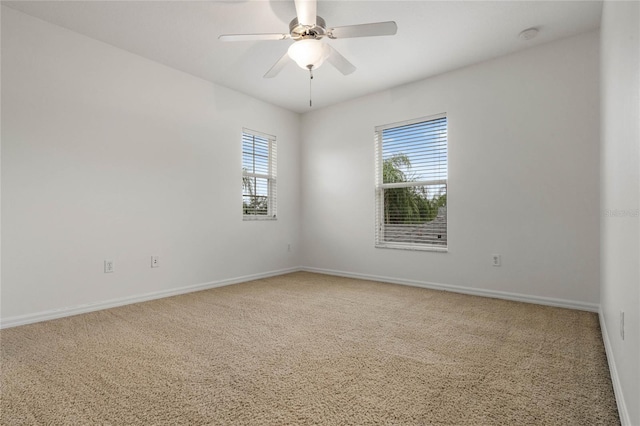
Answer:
[[104, 260, 114, 273], [620, 311, 625, 340], [151, 255, 160, 268], [492, 254, 501, 267]]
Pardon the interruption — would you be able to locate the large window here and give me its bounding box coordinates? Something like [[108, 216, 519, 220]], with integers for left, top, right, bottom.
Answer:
[[375, 114, 447, 250], [242, 129, 276, 219]]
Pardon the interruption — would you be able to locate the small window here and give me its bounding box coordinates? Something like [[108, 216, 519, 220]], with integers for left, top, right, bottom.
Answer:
[[375, 114, 448, 251], [242, 129, 277, 219]]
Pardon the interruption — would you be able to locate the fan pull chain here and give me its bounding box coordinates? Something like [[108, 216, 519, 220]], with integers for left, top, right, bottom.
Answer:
[[308, 66, 314, 108]]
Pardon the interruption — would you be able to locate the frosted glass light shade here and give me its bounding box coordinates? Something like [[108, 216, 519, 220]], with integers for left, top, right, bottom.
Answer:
[[288, 39, 329, 70]]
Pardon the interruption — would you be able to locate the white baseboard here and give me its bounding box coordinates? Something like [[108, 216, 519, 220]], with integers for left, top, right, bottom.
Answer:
[[0, 267, 302, 329], [599, 308, 630, 426], [2, 266, 599, 328], [301, 266, 599, 312]]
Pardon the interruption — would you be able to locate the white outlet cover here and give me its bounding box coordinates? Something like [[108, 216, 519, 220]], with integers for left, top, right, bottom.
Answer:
[[104, 260, 114, 273], [151, 256, 159, 268], [492, 254, 501, 267]]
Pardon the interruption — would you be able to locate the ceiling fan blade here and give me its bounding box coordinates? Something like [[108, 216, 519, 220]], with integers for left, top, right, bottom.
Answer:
[[328, 21, 397, 39], [264, 52, 292, 78], [326, 45, 356, 76], [219, 33, 290, 42], [294, 0, 316, 26]]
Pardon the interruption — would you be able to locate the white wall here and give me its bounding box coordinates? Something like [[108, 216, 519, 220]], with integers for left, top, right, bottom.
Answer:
[[1, 7, 301, 322], [600, 1, 640, 424], [300, 31, 601, 309]]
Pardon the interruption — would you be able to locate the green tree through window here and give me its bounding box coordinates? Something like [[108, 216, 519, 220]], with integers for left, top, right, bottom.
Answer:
[[242, 130, 276, 219], [375, 114, 448, 249]]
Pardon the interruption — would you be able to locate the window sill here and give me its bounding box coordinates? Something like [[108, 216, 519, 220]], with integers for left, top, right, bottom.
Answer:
[[375, 243, 448, 253], [243, 215, 277, 221]]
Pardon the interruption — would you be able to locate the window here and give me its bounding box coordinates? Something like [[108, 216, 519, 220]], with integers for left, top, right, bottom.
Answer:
[[242, 129, 277, 219], [375, 114, 448, 251]]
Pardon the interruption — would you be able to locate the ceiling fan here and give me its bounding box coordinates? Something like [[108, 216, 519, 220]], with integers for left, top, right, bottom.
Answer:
[[218, 0, 398, 78]]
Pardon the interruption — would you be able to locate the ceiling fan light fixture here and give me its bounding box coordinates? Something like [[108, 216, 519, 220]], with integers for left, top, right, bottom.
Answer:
[[288, 39, 329, 70]]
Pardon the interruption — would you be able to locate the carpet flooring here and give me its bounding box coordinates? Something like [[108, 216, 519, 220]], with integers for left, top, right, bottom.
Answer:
[[0, 272, 619, 425]]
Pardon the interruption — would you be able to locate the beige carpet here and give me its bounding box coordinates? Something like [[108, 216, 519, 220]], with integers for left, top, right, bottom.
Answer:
[[1, 272, 619, 425]]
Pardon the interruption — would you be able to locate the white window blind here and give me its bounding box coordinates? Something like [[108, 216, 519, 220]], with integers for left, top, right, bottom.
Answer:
[[242, 129, 277, 219], [375, 114, 448, 250]]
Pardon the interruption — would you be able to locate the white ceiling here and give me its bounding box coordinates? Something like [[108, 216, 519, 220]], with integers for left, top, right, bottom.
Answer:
[[3, 0, 602, 113]]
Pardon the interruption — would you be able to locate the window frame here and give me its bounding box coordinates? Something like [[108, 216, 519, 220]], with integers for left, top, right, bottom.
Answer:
[[374, 113, 448, 252], [242, 128, 277, 220]]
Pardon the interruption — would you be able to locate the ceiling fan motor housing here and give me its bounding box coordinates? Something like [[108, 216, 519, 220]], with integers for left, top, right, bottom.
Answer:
[[289, 16, 327, 40]]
